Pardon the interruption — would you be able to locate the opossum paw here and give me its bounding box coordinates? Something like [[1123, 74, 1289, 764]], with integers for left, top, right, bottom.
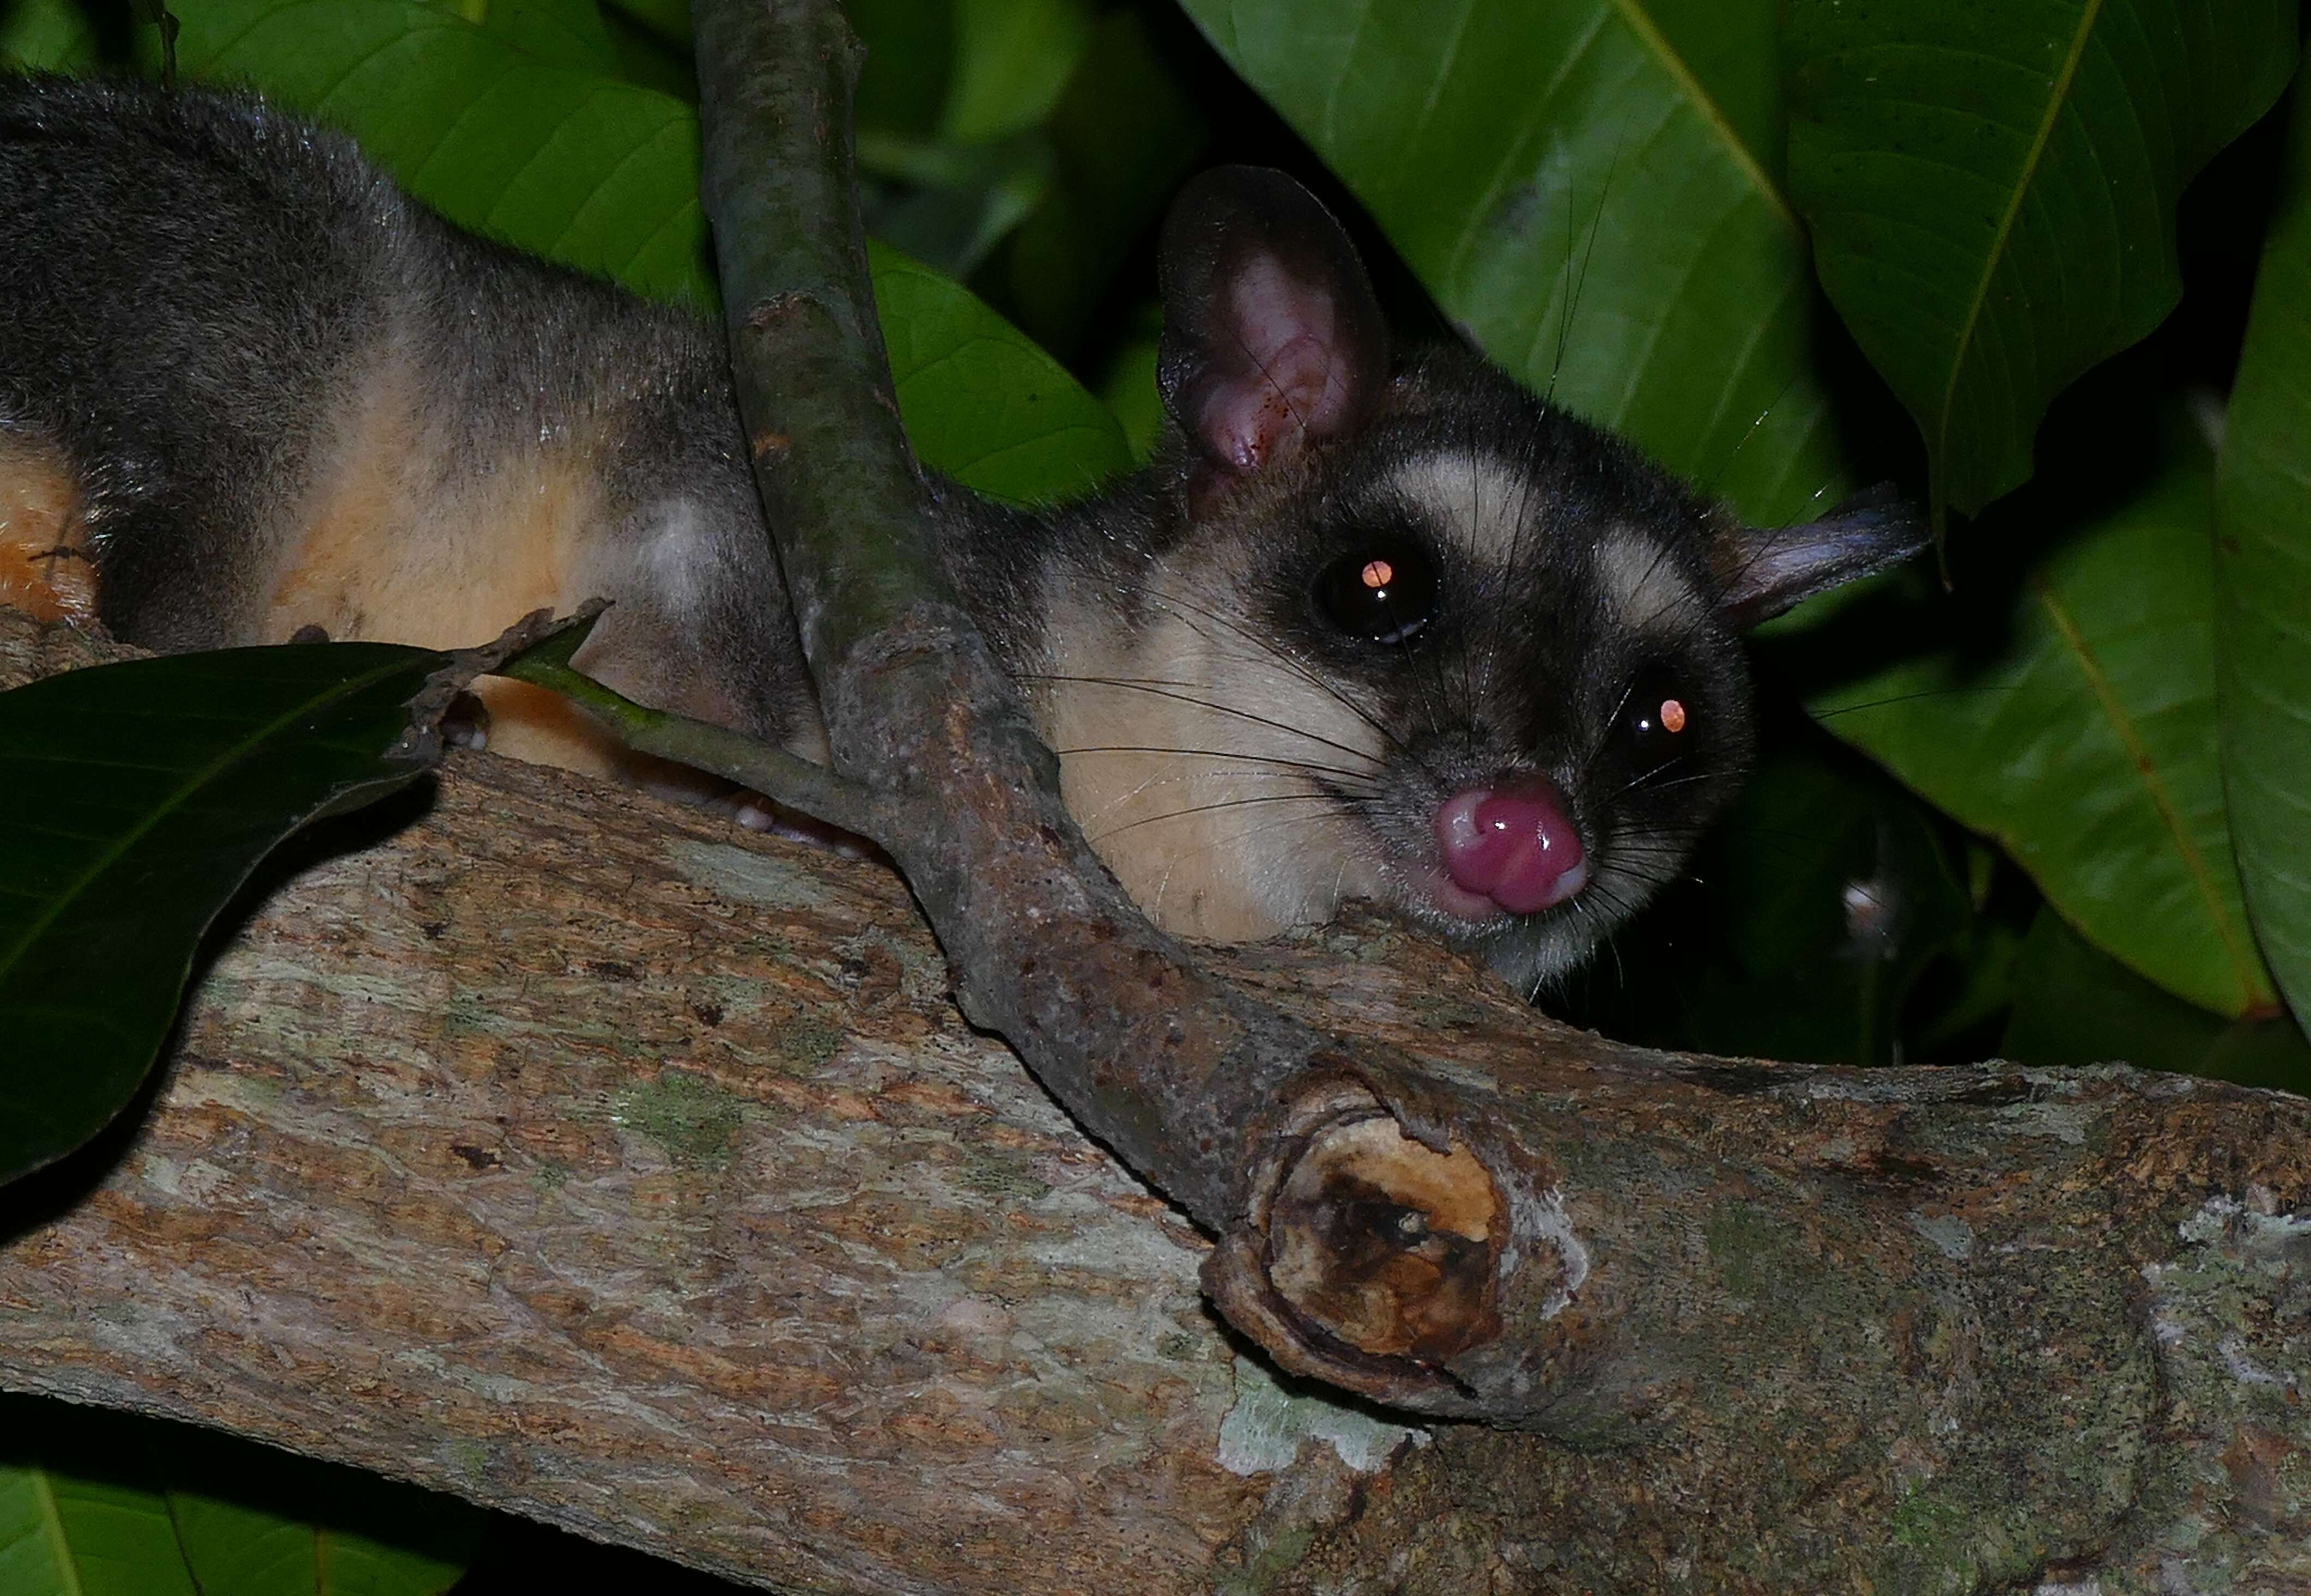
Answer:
[[731, 793, 882, 862]]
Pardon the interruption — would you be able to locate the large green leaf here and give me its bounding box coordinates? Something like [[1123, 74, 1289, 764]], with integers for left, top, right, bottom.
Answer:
[[163, 1495, 464, 1596], [0, 646, 440, 1184], [2216, 43, 2311, 1040], [871, 242, 1130, 501], [1810, 417, 2275, 1019], [0, 1399, 475, 1596], [154, 0, 719, 302], [419, 0, 622, 78], [0, 1453, 199, 1596], [1786, 0, 2297, 526], [120, 0, 1124, 501], [157, 1437, 471, 1596], [1180, 0, 1848, 525]]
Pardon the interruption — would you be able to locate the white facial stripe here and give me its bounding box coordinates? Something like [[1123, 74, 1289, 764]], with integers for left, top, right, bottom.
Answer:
[[1390, 451, 1537, 568], [1034, 573, 1389, 940], [1595, 526, 1705, 632]]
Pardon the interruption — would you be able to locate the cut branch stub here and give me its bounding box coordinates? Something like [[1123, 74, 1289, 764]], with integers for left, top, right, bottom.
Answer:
[[1207, 1076, 1572, 1417], [1267, 1119, 1505, 1359]]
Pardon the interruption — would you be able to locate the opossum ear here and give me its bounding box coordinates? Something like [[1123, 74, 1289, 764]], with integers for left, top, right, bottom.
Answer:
[[1158, 167, 1388, 487], [1713, 485, 1929, 629]]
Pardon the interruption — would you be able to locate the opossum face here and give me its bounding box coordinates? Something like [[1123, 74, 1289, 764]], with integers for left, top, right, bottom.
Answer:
[[1042, 168, 1924, 990]]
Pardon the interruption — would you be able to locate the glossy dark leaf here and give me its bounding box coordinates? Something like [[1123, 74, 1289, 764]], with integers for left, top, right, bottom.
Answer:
[[1786, 0, 2296, 525], [0, 645, 439, 1184], [2215, 43, 2311, 1040]]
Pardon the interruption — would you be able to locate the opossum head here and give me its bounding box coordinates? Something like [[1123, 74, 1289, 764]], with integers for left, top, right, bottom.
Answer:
[[1034, 167, 1925, 990]]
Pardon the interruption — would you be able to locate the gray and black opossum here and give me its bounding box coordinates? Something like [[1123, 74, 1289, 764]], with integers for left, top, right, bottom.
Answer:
[[0, 74, 1925, 990]]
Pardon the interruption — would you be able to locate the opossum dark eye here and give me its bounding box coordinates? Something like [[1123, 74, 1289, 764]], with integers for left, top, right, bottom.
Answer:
[[1616, 665, 1691, 776], [1315, 538, 1435, 645]]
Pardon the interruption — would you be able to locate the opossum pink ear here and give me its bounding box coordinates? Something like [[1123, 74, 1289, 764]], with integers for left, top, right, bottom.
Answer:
[[1714, 485, 1930, 629], [1158, 167, 1388, 488]]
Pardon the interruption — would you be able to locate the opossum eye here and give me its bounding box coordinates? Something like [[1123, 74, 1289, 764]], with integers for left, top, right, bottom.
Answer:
[[1316, 537, 1435, 645], [1616, 665, 1691, 774]]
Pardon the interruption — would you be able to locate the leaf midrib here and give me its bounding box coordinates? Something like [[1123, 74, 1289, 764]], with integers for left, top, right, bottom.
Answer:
[[32, 1471, 87, 1596], [1931, 0, 2106, 504], [1607, 0, 1793, 228]]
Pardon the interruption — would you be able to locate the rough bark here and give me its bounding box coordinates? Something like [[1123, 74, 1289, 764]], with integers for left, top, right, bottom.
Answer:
[[5, 610, 2310, 1594]]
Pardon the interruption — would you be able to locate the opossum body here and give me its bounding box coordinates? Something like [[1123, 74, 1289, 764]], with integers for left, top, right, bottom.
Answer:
[[0, 75, 1924, 988]]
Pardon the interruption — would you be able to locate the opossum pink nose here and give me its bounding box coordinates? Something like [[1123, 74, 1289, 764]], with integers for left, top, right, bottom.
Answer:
[[1434, 779, 1589, 915]]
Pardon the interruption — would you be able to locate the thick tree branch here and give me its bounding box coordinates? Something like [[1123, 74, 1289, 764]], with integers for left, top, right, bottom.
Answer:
[[5, 611, 2310, 1592]]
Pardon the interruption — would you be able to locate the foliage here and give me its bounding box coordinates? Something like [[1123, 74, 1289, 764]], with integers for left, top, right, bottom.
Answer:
[[0, 645, 444, 1184], [0, 1398, 477, 1596], [2217, 74, 2311, 1034], [1786, 0, 2296, 529], [2, 0, 2310, 1582]]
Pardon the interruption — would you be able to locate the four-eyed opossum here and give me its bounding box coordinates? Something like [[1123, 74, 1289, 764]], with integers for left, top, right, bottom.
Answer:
[[0, 76, 1925, 988]]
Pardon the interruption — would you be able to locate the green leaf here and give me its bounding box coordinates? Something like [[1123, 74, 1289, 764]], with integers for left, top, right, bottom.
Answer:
[[1097, 315, 1166, 465], [0, 0, 108, 71], [1809, 414, 2276, 1020], [2215, 45, 2311, 1041], [145, 0, 1126, 503], [1180, 0, 1850, 525], [0, 645, 440, 1184], [161, 1454, 472, 1596], [163, 1497, 465, 1596], [0, 1407, 196, 1596], [447, 0, 628, 78], [941, 0, 1092, 148], [1786, 0, 2297, 526], [0, 1467, 199, 1596], [0, 1400, 476, 1596], [870, 241, 1130, 502]]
